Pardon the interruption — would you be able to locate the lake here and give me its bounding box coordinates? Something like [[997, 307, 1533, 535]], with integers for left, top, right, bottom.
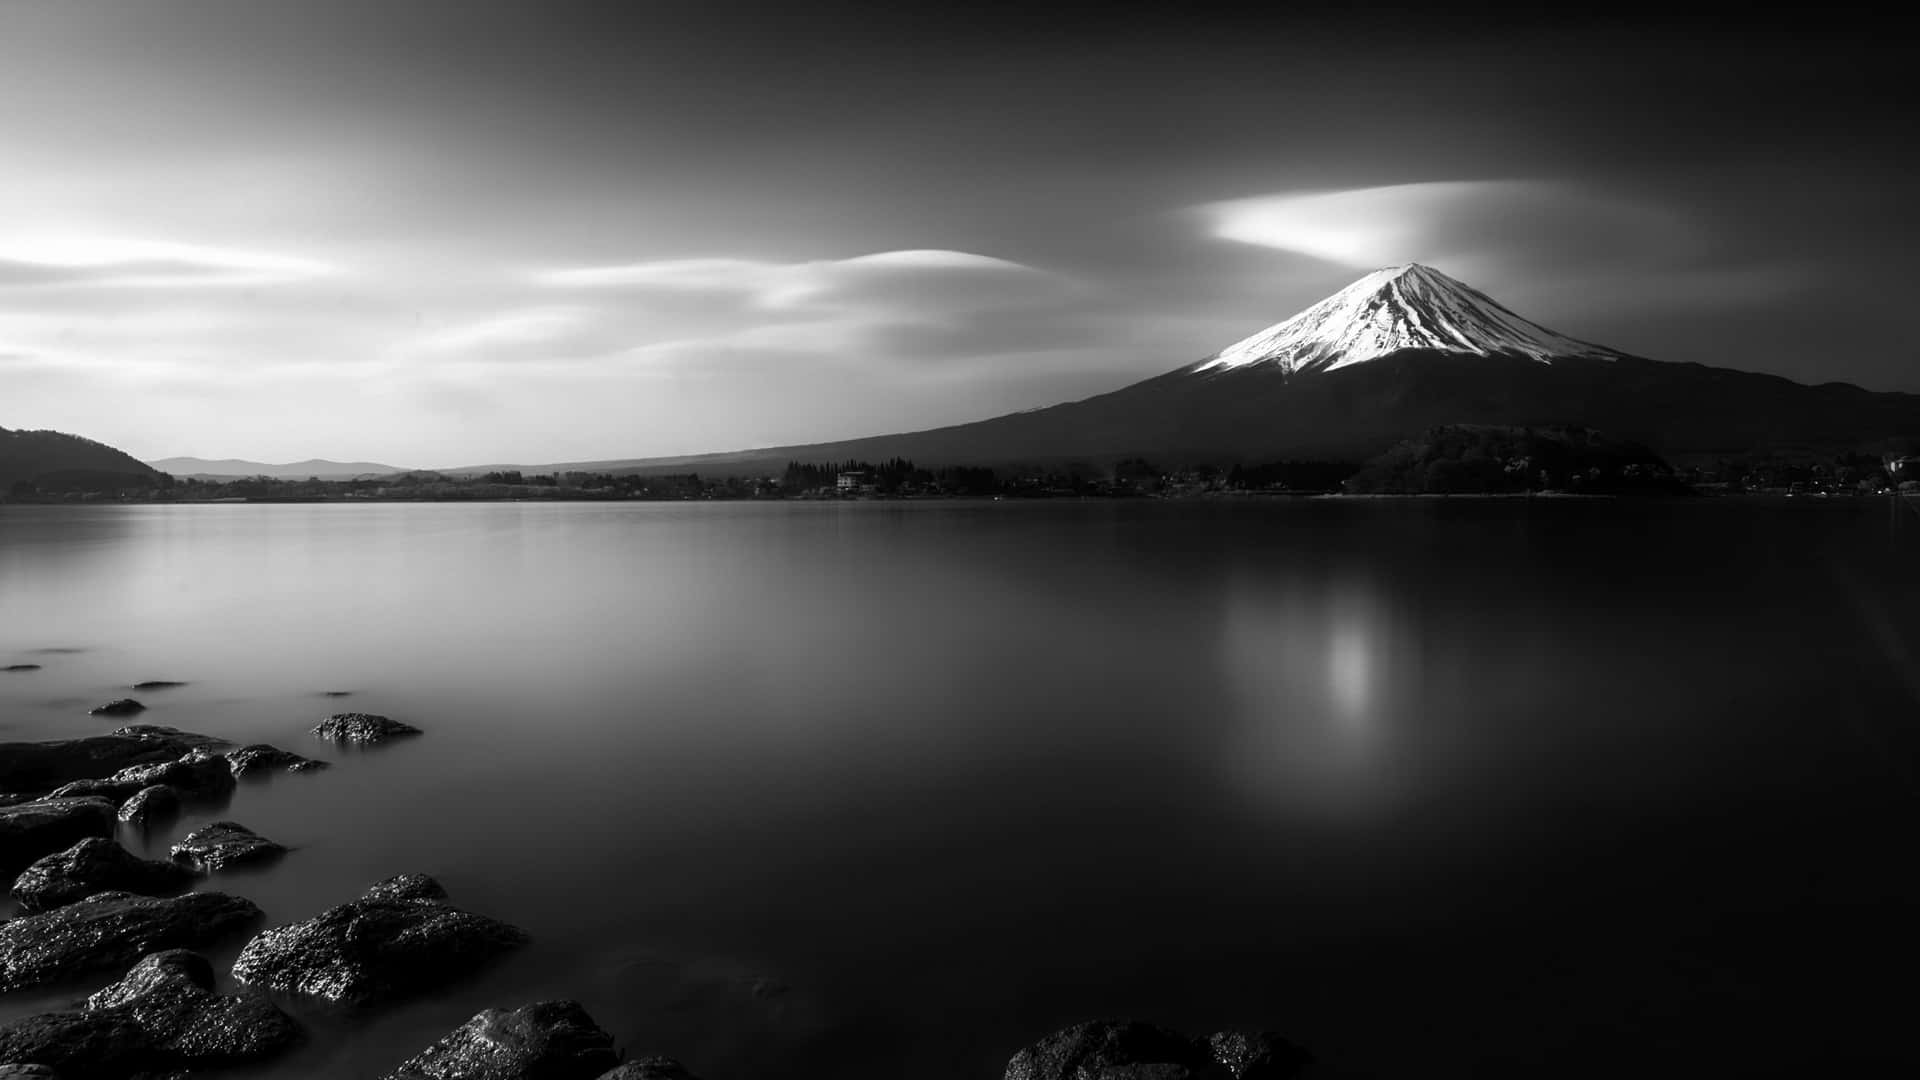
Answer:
[[3, 498, 1918, 1078]]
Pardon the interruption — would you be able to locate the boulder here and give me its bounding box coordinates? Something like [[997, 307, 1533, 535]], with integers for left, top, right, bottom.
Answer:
[[2, 664, 41, 673], [310, 713, 421, 744], [129, 682, 186, 691], [597, 1059, 702, 1080], [1206, 1031, 1313, 1079], [0, 891, 261, 992], [115, 786, 180, 828], [44, 779, 140, 804], [169, 822, 286, 871], [381, 1000, 617, 1080], [0, 1065, 60, 1078], [0, 798, 116, 876], [0, 950, 298, 1076], [231, 875, 528, 1007], [0, 729, 223, 794], [10, 838, 197, 913], [224, 744, 330, 778], [1005, 1021, 1231, 1080], [107, 750, 235, 802], [87, 700, 145, 718]]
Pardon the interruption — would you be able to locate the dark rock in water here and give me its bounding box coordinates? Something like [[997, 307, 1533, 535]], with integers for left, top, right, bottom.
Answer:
[[87, 699, 145, 718], [310, 713, 421, 744], [1005, 1020, 1232, 1080], [109, 750, 235, 801], [0, 1065, 60, 1078], [169, 822, 286, 871], [11, 838, 197, 913], [129, 681, 186, 691], [321, 690, 353, 697], [0, 797, 115, 876], [116, 785, 181, 827], [0, 950, 298, 1076], [2, 664, 41, 673], [598, 1059, 703, 1080], [0, 728, 222, 793], [1206, 1031, 1313, 1079], [0, 794, 38, 809], [0, 890, 261, 992], [224, 744, 330, 778], [381, 1000, 617, 1080], [231, 875, 528, 1007], [44, 777, 140, 804], [362, 873, 447, 903]]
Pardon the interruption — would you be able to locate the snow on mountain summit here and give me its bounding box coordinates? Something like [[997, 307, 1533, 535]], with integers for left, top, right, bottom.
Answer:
[[1192, 263, 1628, 375]]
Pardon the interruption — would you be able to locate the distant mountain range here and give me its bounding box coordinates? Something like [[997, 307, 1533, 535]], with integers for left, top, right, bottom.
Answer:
[[0, 427, 163, 493], [444, 263, 1920, 477], [145, 457, 410, 480]]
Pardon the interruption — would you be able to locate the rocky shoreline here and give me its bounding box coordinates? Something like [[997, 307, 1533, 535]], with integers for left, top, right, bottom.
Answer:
[[0, 693, 1316, 1078]]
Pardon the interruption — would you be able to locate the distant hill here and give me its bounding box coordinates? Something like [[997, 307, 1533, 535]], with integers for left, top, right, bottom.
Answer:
[[1, 427, 166, 493], [146, 457, 409, 480]]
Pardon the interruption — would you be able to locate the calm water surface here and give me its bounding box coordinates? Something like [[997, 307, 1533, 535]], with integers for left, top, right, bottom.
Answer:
[[3, 499, 1918, 1078]]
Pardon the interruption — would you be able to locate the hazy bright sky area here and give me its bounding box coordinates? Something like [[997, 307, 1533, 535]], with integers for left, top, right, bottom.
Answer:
[[1, 2, 1914, 465]]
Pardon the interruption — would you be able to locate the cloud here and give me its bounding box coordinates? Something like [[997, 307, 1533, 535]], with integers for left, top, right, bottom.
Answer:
[[0, 237, 333, 288]]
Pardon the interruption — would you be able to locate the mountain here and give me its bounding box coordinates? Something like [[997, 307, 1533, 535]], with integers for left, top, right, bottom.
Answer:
[[461, 263, 1920, 477], [1, 427, 166, 493], [146, 457, 409, 480]]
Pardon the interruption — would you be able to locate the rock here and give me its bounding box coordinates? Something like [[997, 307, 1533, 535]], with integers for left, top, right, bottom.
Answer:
[[232, 875, 528, 1007], [169, 822, 286, 871], [87, 700, 145, 718], [310, 713, 421, 744], [0, 794, 39, 808], [129, 682, 186, 691], [597, 1059, 702, 1080], [381, 1000, 617, 1080], [0, 798, 116, 876], [362, 873, 447, 903], [108, 750, 235, 802], [0, 950, 298, 1076], [116, 785, 181, 828], [0, 729, 223, 794], [2, 664, 41, 673], [0, 891, 261, 992], [321, 690, 353, 697], [44, 778, 141, 804], [1206, 1032, 1313, 1079], [0, 1065, 60, 1078], [1005, 1021, 1231, 1080], [10, 838, 197, 913], [224, 744, 330, 778]]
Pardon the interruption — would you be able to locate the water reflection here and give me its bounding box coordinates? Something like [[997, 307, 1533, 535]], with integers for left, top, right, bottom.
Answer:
[[1219, 571, 1418, 817]]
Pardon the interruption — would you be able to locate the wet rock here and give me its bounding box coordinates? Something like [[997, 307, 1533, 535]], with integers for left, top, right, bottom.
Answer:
[[169, 822, 286, 871], [381, 1000, 617, 1080], [11, 838, 197, 913], [598, 1059, 703, 1080], [224, 744, 330, 778], [0, 891, 261, 992], [44, 778, 140, 804], [232, 875, 528, 1007], [1206, 1031, 1312, 1079], [129, 682, 186, 691], [87, 700, 145, 718], [362, 873, 447, 903], [0, 729, 223, 794], [0, 1065, 60, 1078], [108, 750, 235, 802], [0, 950, 298, 1076], [0, 798, 115, 876], [310, 713, 421, 744], [1005, 1020, 1231, 1080], [321, 690, 353, 697], [2, 664, 41, 673], [116, 786, 181, 828], [0, 794, 39, 809]]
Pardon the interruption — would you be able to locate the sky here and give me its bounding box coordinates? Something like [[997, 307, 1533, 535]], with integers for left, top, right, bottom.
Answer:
[[1, 2, 1915, 466]]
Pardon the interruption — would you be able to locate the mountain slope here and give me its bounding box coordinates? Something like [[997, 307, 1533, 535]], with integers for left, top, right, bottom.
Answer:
[[1, 427, 166, 492], [147, 457, 408, 480], [450, 264, 1920, 477]]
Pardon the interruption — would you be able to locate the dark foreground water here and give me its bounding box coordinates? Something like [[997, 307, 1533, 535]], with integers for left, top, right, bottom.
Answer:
[[3, 499, 1919, 1078]]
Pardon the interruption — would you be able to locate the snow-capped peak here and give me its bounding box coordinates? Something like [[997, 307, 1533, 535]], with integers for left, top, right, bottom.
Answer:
[[1191, 263, 1627, 375]]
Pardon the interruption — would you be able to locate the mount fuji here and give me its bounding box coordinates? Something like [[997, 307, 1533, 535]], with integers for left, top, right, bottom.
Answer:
[[458, 264, 1920, 476]]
